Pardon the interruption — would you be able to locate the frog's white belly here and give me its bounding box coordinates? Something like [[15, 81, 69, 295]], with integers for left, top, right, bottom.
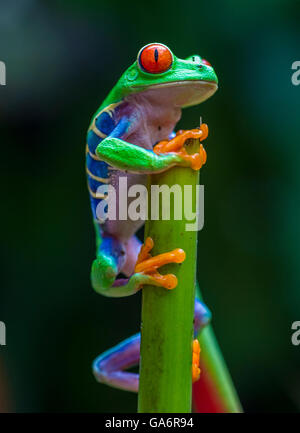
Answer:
[[103, 170, 147, 241]]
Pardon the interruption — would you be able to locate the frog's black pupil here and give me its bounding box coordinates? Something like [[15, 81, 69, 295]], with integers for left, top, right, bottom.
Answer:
[[154, 49, 159, 62], [158, 126, 161, 130]]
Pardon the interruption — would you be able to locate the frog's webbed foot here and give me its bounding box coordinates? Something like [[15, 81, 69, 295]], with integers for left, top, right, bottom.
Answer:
[[192, 339, 201, 383], [154, 124, 208, 170], [134, 237, 185, 290]]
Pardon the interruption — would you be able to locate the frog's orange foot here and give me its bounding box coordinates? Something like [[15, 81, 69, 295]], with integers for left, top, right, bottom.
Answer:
[[176, 124, 208, 142], [192, 339, 201, 383], [176, 145, 207, 170], [134, 237, 186, 290], [154, 124, 208, 171]]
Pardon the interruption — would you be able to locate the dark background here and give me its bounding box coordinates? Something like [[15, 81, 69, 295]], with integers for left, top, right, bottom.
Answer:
[[0, 0, 299, 412]]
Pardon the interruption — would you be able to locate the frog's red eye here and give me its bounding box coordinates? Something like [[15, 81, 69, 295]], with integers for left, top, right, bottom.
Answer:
[[138, 43, 173, 74], [202, 58, 212, 66]]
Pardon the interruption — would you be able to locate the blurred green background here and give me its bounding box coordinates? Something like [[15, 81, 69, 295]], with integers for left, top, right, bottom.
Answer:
[[0, 0, 299, 412]]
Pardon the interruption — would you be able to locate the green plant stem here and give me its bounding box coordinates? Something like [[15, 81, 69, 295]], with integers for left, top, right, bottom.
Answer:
[[138, 139, 200, 413]]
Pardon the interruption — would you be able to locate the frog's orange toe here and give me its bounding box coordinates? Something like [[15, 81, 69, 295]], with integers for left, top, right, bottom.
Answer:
[[135, 247, 185, 274], [171, 248, 186, 263], [148, 272, 178, 290], [201, 146, 207, 164], [199, 123, 208, 141], [192, 365, 201, 383], [134, 239, 186, 290], [153, 140, 169, 154], [192, 339, 201, 383], [189, 152, 204, 171], [136, 237, 154, 265]]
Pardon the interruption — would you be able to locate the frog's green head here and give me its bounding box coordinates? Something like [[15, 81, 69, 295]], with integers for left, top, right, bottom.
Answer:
[[111, 43, 218, 108]]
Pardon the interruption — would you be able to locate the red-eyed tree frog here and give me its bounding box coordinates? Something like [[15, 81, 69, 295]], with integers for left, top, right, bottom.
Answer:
[[86, 43, 218, 392]]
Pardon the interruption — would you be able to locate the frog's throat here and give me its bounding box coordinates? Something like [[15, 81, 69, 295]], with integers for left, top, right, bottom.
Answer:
[[131, 80, 218, 108]]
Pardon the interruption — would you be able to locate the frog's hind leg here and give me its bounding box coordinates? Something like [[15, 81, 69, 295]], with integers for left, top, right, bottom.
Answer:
[[91, 233, 127, 295], [92, 235, 186, 297], [92, 299, 211, 392], [91, 234, 147, 298], [93, 333, 140, 392], [192, 299, 212, 383]]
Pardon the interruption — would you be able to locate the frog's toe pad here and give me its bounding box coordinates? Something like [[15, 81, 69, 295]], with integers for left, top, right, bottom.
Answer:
[[192, 339, 201, 383]]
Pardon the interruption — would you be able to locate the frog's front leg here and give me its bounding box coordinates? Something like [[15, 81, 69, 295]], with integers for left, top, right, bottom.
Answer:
[[96, 136, 182, 174], [96, 122, 207, 174], [91, 235, 185, 297]]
